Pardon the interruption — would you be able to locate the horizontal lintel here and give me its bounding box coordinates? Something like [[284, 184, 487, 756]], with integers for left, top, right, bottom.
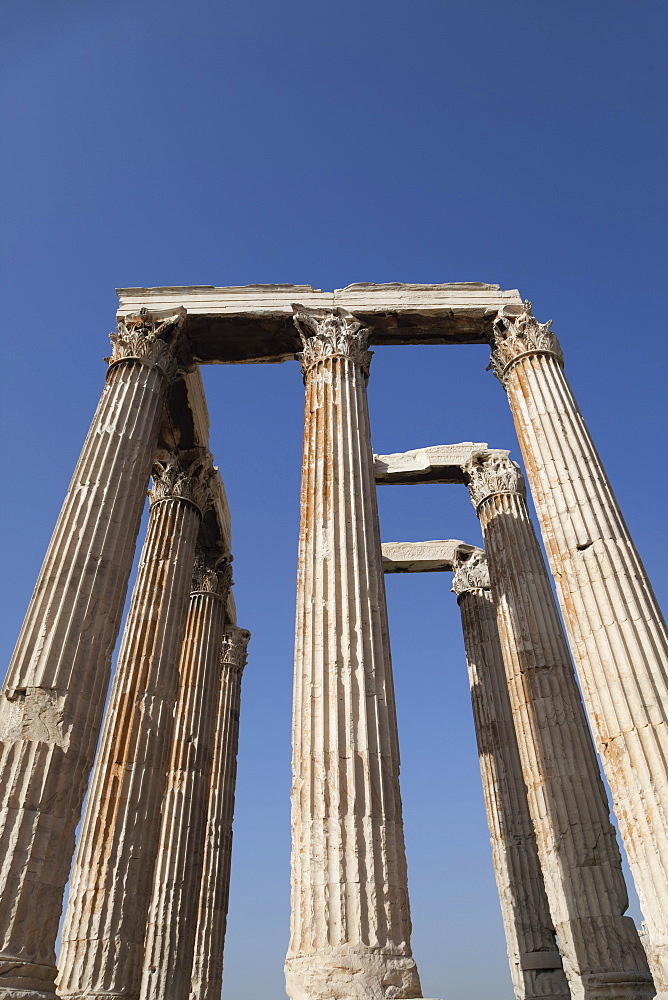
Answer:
[[116, 282, 523, 363], [382, 540, 473, 573], [374, 443, 487, 485]]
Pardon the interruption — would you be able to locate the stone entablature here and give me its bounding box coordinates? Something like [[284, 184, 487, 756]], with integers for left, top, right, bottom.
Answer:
[[381, 539, 467, 573], [374, 443, 488, 485], [116, 282, 523, 362]]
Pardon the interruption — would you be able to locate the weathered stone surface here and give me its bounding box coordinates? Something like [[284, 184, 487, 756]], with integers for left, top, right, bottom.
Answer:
[[189, 626, 249, 1000], [5, 281, 663, 1000], [116, 283, 523, 363], [285, 306, 422, 1000], [0, 311, 184, 1000], [465, 449, 653, 1000], [452, 545, 569, 1000], [490, 302, 668, 995], [139, 557, 232, 1000], [57, 454, 210, 1000], [381, 539, 466, 573], [383, 537, 568, 998], [374, 443, 487, 485]]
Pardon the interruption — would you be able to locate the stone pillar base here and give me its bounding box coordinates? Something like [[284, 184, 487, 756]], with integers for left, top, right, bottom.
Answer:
[[0, 992, 57, 1000], [285, 951, 422, 1000], [56, 990, 130, 1000], [56, 995, 129, 1000], [0, 961, 57, 1000], [520, 987, 572, 1000], [580, 973, 657, 1000]]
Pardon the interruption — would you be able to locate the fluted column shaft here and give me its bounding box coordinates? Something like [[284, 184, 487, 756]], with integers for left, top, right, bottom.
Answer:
[[466, 450, 652, 1000], [139, 557, 231, 1000], [452, 546, 569, 1000], [57, 455, 209, 1000], [491, 303, 668, 993], [189, 626, 249, 1000], [0, 313, 183, 1000], [285, 307, 421, 1000]]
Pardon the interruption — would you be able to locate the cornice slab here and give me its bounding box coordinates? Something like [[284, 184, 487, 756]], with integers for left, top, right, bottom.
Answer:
[[116, 283, 523, 363], [374, 442, 488, 485], [382, 539, 473, 573]]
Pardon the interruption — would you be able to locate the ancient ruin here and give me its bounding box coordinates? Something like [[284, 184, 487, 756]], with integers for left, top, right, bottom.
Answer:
[[0, 283, 666, 1000]]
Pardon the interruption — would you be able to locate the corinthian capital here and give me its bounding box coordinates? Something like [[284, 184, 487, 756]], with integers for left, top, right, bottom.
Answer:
[[148, 453, 215, 515], [464, 449, 526, 510], [292, 305, 372, 379], [107, 307, 188, 381], [451, 545, 490, 597], [191, 555, 233, 598], [489, 300, 563, 384], [221, 626, 251, 674]]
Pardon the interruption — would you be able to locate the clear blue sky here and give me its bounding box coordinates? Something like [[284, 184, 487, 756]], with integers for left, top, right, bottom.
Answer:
[[1, 2, 666, 998]]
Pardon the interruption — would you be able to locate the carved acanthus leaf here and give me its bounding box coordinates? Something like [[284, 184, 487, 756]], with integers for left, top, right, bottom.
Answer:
[[107, 307, 188, 381], [191, 555, 233, 597], [292, 305, 372, 379], [464, 449, 526, 509], [148, 453, 215, 514], [489, 300, 563, 384], [221, 626, 251, 673], [451, 545, 490, 597]]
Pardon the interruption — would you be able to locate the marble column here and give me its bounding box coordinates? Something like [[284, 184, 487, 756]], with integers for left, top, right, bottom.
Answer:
[[189, 625, 250, 1000], [452, 545, 569, 1000], [0, 310, 184, 1000], [139, 554, 232, 1000], [57, 453, 212, 1000], [285, 306, 422, 1000], [464, 449, 653, 1000], [489, 302, 668, 994]]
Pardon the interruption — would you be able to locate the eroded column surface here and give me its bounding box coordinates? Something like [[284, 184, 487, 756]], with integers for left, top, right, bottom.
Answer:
[[285, 306, 421, 1000], [139, 555, 232, 1000], [0, 311, 184, 1000], [189, 625, 249, 1000], [452, 545, 569, 1000], [57, 454, 211, 1000], [465, 449, 653, 1000], [489, 303, 668, 993]]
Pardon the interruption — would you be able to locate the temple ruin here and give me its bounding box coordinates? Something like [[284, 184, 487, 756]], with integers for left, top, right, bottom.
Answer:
[[0, 283, 666, 1000]]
